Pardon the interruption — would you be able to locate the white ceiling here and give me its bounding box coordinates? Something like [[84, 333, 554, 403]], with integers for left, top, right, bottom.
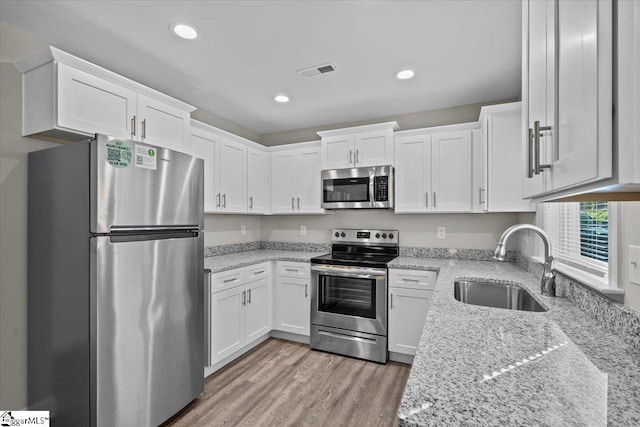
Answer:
[[0, 0, 522, 135]]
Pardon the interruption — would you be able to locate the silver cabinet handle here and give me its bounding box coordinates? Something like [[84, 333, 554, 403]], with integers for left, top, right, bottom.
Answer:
[[390, 293, 393, 309], [433, 192, 437, 208], [356, 149, 360, 164], [253, 270, 265, 275], [131, 115, 136, 137], [216, 193, 221, 207], [249, 196, 253, 209], [242, 290, 246, 306], [479, 187, 485, 205], [349, 149, 353, 164], [223, 277, 237, 283], [222, 193, 226, 208], [297, 197, 300, 209], [292, 197, 295, 209], [305, 284, 308, 298], [527, 128, 534, 178], [533, 120, 552, 174], [286, 268, 298, 272], [248, 288, 252, 304], [402, 278, 420, 282], [141, 119, 146, 139], [426, 192, 429, 207]]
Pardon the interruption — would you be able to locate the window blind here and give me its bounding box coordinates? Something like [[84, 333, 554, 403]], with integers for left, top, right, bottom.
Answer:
[[544, 202, 608, 275]]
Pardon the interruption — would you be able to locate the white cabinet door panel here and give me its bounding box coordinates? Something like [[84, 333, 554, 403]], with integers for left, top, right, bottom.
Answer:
[[431, 131, 471, 212], [245, 278, 271, 344], [276, 276, 310, 336], [247, 148, 268, 214], [394, 135, 431, 213], [388, 287, 433, 355], [297, 148, 323, 213], [190, 131, 218, 213], [355, 130, 392, 167], [57, 63, 136, 139], [322, 135, 354, 169], [137, 94, 189, 151], [210, 287, 245, 364], [271, 150, 296, 213], [219, 138, 247, 213]]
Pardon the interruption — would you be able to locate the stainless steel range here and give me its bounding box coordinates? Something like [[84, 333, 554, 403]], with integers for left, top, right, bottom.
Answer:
[[310, 229, 399, 363]]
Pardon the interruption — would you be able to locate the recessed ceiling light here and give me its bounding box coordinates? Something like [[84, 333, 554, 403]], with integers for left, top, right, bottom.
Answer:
[[395, 69, 415, 80], [274, 95, 290, 103], [170, 23, 198, 40]]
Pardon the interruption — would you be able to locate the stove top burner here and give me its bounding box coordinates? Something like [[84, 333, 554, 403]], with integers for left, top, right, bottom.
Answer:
[[310, 253, 397, 268]]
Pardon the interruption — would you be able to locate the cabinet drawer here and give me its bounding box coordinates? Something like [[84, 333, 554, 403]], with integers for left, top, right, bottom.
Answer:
[[277, 261, 310, 278], [388, 269, 437, 290], [246, 262, 271, 283], [211, 267, 246, 293]]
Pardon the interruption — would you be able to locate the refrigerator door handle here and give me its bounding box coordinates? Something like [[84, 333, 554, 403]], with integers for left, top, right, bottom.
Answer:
[[110, 225, 200, 233]]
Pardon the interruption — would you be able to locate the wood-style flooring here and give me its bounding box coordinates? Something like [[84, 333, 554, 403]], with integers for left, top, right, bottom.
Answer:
[[164, 338, 411, 427]]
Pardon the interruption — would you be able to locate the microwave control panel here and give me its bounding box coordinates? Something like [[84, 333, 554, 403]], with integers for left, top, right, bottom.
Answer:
[[374, 176, 388, 201]]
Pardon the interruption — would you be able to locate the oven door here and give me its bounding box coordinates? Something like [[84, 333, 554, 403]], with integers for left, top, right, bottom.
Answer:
[[310, 264, 387, 336]]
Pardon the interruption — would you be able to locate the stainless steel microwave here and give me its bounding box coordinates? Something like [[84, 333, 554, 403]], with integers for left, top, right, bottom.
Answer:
[[321, 165, 393, 209]]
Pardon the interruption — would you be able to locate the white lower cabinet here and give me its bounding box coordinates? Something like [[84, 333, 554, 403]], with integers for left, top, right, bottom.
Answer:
[[388, 269, 436, 356], [275, 262, 310, 336], [209, 266, 272, 366]]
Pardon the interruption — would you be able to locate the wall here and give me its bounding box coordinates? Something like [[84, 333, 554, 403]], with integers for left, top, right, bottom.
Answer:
[[260, 211, 520, 250], [0, 63, 58, 408], [204, 215, 261, 247], [192, 109, 260, 144], [259, 98, 518, 146], [619, 202, 640, 312]]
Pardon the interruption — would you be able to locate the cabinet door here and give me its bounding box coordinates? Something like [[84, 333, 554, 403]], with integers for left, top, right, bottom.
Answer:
[[388, 287, 433, 355], [247, 148, 268, 214], [271, 150, 297, 213], [321, 135, 354, 169], [57, 63, 137, 139], [354, 129, 393, 167], [488, 111, 535, 212], [522, 0, 552, 198], [394, 135, 431, 213], [552, 0, 612, 190], [190, 129, 219, 213], [275, 276, 310, 336], [244, 278, 271, 344], [218, 138, 247, 213], [431, 131, 472, 212], [296, 147, 323, 213], [210, 286, 245, 364], [471, 128, 487, 212], [137, 94, 190, 151]]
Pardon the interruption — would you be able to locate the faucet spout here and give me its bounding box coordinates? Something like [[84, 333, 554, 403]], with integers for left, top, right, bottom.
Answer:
[[494, 224, 557, 297]]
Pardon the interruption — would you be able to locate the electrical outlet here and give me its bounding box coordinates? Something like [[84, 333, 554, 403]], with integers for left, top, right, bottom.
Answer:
[[437, 227, 446, 239], [240, 225, 246, 236], [300, 225, 307, 236]]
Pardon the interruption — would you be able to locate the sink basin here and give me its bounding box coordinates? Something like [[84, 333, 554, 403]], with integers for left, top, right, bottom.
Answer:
[[454, 280, 547, 312]]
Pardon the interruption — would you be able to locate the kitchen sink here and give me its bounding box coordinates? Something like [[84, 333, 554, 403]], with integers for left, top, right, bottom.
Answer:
[[454, 280, 547, 312]]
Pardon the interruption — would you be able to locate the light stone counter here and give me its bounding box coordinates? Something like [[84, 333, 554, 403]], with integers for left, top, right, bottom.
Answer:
[[389, 258, 640, 426]]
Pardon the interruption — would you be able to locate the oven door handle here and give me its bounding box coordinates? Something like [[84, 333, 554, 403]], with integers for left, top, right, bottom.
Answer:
[[311, 265, 387, 279]]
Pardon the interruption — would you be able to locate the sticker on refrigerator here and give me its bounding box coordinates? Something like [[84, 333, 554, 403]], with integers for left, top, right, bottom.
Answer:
[[134, 144, 157, 170], [105, 140, 132, 168]]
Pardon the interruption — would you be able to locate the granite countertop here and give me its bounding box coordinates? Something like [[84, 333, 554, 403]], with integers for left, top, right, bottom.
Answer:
[[390, 257, 640, 426], [203, 249, 327, 273]]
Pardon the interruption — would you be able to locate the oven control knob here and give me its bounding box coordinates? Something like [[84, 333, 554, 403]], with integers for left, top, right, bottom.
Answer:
[[375, 233, 380, 238], [335, 231, 340, 238], [389, 233, 394, 239], [381, 233, 387, 239], [340, 232, 346, 238]]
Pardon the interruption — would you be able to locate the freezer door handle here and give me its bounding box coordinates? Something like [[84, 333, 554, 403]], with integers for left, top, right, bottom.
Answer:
[[110, 225, 200, 233]]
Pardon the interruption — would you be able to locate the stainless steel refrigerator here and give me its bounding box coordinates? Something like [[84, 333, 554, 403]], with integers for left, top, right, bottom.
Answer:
[[28, 134, 204, 426]]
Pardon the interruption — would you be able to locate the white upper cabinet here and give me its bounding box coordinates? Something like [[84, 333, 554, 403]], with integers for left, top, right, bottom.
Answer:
[[318, 122, 399, 169], [218, 138, 248, 213], [476, 103, 535, 212], [19, 47, 194, 148], [522, 0, 620, 199], [190, 126, 219, 213], [395, 128, 471, 213], [271, 144, 324, 214], [247, 148, 268, 214]]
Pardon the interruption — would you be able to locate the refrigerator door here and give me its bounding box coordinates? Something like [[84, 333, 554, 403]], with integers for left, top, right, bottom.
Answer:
[[92, 233, 204, 426], [91, 134, 204, 233]]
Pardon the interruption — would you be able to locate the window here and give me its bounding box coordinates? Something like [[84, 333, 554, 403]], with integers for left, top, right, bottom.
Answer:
[[544, 202, 609, 276]]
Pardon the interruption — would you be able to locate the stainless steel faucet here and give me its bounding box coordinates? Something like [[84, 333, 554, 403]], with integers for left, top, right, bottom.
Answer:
[[494, 224, 557, 297]]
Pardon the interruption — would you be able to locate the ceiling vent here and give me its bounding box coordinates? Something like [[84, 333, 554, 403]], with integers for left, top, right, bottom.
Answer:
[[298, 63, 337, 79]]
